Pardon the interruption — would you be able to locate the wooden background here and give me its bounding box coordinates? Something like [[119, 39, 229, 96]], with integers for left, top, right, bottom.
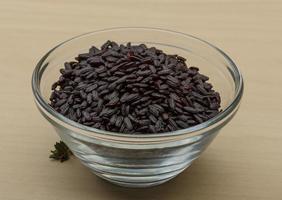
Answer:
[[0, 0, 282, 199]]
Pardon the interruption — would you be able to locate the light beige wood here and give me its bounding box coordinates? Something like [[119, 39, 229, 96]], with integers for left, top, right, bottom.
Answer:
[[0, 0, 282, 199]]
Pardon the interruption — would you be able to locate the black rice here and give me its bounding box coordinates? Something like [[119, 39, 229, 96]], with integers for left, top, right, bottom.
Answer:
[[50, 41, 221, 134]]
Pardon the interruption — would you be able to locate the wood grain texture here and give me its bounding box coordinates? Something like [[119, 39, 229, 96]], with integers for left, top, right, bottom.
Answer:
[[0, 0, 282, 199]]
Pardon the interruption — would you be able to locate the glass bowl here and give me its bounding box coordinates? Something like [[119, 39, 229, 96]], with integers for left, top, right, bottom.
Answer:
[[32, 27, 244, 188]]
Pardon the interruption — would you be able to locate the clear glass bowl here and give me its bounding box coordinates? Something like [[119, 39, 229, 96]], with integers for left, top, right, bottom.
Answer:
[[32, 27, 243, 188]]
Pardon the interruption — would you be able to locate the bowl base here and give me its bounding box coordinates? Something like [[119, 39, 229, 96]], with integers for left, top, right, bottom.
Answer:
[[91, 165, 190, 188]]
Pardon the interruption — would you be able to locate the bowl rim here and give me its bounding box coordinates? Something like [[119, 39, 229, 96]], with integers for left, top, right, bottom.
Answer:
[[32, 27, 244, 139]]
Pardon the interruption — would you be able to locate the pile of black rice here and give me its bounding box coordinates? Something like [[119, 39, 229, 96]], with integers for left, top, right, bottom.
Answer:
[[50, 41, 221, 134]]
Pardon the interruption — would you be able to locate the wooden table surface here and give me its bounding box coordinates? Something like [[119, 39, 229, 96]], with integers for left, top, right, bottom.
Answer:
[[1, 0, 282, 199]]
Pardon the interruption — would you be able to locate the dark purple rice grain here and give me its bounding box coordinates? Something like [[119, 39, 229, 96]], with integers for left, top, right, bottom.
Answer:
[[120, 93, 139, 103], [99, 108, 117, 117], [128, 114, 139, 123], [105, 56, 119, 62], [92, 117, 103, 122], [92, 90, 99, 100], [210, 102, 220, 110], [64, 86, 73, 91], [193, 102, 205, 110], [183, 106, 199, 113], [51, 82, 58, 90], [110, 114, 117, 125], [86, 72, 96, 79], [75, 109, 81, 118], [131, 83, 149, 88], [121, 104, 127, 116], [155, 120, 164, 130], [139, 119, 150, 125], [114, 116, 123, 127], [191, 91, 205, 100], [204, 82, 213, 90], [98, 72, 108, 78], [148, 105, 160, 117], [124, 117, 133, 130], [149, 115, 158, 123], [80, 101, 87, 109], [99, 89, 110, 96], [82, 111, 91, 121], [85, 84, 98, 93], [55, 99, 67, 107], [138, 108, 148, 116], [159, 84, 169, 90], [170, 93, 181, 102], [168, 98, 175, 110], [107, 97, 119, 106], [137, 125, 149, 132], [136, 70, 151, 76], [119, 122, 126, 132], [50, 41, 221, 134], [168, 118, 178, 129], [167, 75, 179, 84], [167, 124, 174, 131], [149, 65, 157, 73], [86, 93, 92, 104], [149, 125, 156, 133], [79, 91, 87, 99], [84, 121, 95, 126], [125, 105, 130, 115], [193, 114, 204, 123], [151, 93, 165, 98], [141, 76, 153, 84], [175, 107, 184, 114], [175, 120, 187, 128], [162, 113, 169, 120], [93, 122, 101, 129], [76, 83, 87, 90], [158, 69, 171, 75], [143, 90, 153, 96], [60, 103, 69, 115], [97, 99, 103, 111], [114, 71, 126, 76], [196, 84, 209, 95]]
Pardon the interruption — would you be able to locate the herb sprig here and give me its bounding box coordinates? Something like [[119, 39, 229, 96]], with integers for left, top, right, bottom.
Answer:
[[50, 141, 73, 162]]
